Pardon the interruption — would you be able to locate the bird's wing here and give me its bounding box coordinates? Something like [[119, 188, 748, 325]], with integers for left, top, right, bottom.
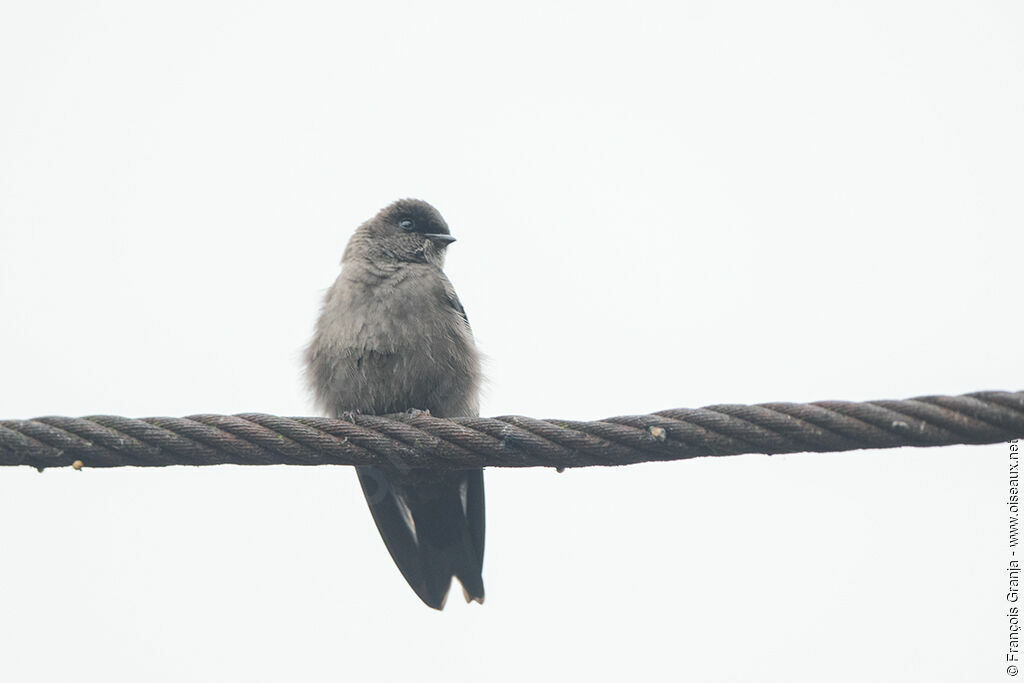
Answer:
[[463, 468, 485, 573], [440, 274, 471, 329]]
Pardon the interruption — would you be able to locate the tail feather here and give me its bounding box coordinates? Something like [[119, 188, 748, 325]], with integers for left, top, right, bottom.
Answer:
[[356, 466, 485, 609]]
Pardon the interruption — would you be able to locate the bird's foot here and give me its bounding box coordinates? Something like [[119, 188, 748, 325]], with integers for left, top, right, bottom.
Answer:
[[405, 408, 431, 417], [340, 409, 362, 424]]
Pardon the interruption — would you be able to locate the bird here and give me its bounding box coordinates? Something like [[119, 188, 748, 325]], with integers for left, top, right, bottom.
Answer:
[[305, 198, 484, 609]]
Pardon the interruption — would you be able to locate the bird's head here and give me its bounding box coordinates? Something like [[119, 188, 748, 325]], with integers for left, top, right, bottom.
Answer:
[[344, 198, 455, 268]]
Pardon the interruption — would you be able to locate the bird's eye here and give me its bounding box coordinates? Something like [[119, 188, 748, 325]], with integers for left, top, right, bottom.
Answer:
[[398, 219, 415, 231]]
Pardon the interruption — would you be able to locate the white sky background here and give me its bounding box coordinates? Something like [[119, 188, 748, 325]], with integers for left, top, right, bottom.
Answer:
[[0, 1, 1022, 681]]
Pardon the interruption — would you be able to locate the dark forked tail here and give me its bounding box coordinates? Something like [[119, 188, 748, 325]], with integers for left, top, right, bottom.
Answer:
[[356, 466, 485, 609]]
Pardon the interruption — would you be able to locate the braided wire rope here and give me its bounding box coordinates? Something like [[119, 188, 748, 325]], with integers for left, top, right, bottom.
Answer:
[[0, 390, 1021, 471]]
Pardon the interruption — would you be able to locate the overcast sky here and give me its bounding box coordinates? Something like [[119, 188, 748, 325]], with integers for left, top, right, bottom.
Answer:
[[1, 1, 1022, 681]]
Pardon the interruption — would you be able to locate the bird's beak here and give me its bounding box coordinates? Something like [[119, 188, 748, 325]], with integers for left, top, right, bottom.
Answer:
[[425, 233, 456, 245]]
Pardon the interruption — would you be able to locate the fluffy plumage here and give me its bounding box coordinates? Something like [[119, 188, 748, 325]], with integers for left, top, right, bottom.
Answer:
[[305, 199, 484, 609]]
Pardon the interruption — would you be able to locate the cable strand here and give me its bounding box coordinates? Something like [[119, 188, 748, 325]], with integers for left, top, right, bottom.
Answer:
[[0, 389, 1020, 471]]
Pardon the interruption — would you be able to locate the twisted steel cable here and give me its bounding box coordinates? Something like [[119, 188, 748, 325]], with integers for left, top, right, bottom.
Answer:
[[0, 390, 1021, 471]]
